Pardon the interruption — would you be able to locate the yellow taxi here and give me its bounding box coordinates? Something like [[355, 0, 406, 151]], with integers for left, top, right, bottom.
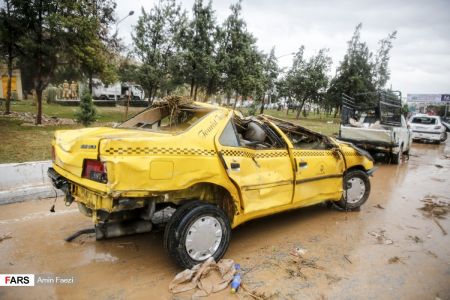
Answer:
[[49, 97, 375, 268]]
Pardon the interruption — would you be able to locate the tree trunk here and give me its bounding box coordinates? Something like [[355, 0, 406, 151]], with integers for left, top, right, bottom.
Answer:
[[4, 55, 13, 115], [233, 94, 238, 110], [35, 0, 43, 125], [148, 86, 153, 106], [193, 85, 198, 101], [89, 73, 93, 95], [333, 104, 340, 118], [296, 99, 307, 120], [190, 78, 195, 98], [259, 94, 266, 115], [36, 89, 43, 125]]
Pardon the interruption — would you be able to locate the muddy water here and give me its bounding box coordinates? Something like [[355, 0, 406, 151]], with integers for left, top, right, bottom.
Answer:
[[0, 141, 449, 300]]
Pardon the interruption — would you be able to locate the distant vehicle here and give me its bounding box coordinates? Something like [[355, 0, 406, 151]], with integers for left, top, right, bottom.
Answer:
[[92, 79, 145, 101], [408, 114, 447, 143], [441, 116, 450, 132], [338, 91, 412, 164]]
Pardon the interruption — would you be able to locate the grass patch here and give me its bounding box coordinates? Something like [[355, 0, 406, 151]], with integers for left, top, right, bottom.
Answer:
[[0, 118, 81, 163]]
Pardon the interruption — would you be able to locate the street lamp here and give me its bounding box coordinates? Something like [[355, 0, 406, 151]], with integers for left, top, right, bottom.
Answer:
[[116, 10, 134, 30]]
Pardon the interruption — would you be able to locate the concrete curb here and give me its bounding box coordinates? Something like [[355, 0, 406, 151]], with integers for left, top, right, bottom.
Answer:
[[0, 161, 63, 205]]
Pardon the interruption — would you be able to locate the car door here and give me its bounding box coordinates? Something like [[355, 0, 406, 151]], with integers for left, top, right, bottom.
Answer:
[[286, 129, 344, 206], [215, 118, 294, 214], [399, 115, 412, 151]]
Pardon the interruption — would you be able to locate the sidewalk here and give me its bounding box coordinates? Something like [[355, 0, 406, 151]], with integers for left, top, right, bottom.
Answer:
[[0, 160, 63, 205]]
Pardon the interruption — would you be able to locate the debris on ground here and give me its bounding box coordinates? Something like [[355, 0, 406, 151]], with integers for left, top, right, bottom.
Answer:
[[387, 256, 401, 264], [241, 283, 279, 300], [368, 230, 394, 245], [434, 164, 443, 168], [168, 257, 236, 297], [325, 273, 342, 285], [425, 250, 438, 258], [374, 204, 385, 209], [285, 267, 307, 280], [0, 233, 12, 242], [418, 196, 450, 235], [419, 197, 450, 218], [4, 111, 76, 126], [290, 248, 325, 271], [343, 255, 352, 264], [431, 177, 446, 182], [408, 235, 423, 243]]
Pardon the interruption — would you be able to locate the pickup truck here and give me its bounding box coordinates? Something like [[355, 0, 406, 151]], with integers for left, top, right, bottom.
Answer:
[[48, 96, 375, 268], [338, 91, 412, 164]]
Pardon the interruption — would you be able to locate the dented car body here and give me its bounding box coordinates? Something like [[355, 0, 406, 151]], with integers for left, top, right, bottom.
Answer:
[[49, 99, 375, 268]]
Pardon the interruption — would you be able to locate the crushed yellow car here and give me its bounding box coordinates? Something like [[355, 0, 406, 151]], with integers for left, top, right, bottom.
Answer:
[[48, 97, 375, 268]]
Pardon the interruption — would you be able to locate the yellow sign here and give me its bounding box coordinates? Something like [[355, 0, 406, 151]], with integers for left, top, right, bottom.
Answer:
[[1, 75, 17, 98]]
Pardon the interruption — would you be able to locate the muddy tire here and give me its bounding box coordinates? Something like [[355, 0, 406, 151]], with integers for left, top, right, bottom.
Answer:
[[392, 144, 403, 165], [335, 170, 371, 210], [440, 132, 447, 142], [164, 201, 231, 269]]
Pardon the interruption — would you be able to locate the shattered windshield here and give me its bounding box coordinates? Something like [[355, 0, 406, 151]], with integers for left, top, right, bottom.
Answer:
[[119, 104, 213, 133]]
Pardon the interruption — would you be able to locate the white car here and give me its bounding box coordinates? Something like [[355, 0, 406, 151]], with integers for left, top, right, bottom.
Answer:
[[408, 114, 448, 143]]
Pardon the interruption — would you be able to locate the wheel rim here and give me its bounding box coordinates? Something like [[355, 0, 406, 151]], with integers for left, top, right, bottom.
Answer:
[[345, 177, 366, 204], [185, 216, 223, 261]]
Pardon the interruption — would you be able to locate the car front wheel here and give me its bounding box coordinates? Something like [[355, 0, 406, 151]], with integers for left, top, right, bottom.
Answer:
[[164, 201, 231, 269], [336, 170, 371, 210]]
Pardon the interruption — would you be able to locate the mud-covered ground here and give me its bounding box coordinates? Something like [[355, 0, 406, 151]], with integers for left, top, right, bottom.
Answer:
[[1, 141, 449, 300]]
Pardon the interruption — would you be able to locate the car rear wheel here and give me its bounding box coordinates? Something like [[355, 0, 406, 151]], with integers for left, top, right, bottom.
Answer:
[[335, 170, 370, 210], [440, 132, 447, 142], [164, 201, 231, 269]]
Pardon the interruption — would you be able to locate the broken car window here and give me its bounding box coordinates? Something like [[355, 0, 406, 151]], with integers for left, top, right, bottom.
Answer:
[[219, 120, 240, 147], [232, 117, 284, 149], [263, 116, 331, 150], [119, 105, 213, 133]]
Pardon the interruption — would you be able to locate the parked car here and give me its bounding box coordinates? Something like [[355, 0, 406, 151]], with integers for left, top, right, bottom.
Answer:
[[408, 114, 448, 143], [48, 98, 375, 268], [338, 91, 412, 164], [441, 116, 450, 132]]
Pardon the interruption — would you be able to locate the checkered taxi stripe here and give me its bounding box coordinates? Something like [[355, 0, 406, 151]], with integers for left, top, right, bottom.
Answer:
[[104, 147, 216, 156], [293, 150, 334, 157], [221, 149, 289, 158]]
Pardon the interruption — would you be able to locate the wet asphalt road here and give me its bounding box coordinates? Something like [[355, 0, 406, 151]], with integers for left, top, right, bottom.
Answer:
[[0, 141, 449, 300]]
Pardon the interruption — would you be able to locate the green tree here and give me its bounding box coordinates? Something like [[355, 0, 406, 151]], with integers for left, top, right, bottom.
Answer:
[[0, 0, 23, 114], [327, 24, 397, 116], [373, 30, 397, 89], [76, 90, 97, 126], [285, 46, 331, 119], [220, 1, 261, 107], [14, 0, 118, 124], [132, 0, 186, 104], [259, 47, 279, 114], [180, 0, 217, 100]]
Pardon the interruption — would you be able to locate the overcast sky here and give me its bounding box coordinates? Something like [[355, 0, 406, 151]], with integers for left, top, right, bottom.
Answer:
[[115, 0, 450, 95]]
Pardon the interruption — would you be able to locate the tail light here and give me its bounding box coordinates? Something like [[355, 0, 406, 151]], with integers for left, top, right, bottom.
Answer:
[[82, 159, 107, 183]]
